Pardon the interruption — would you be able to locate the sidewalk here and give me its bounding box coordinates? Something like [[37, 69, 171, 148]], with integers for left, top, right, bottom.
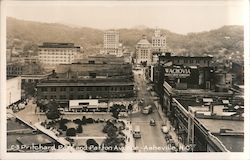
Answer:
[[154, 101, 186, 151], [122, 119, 135, 152]]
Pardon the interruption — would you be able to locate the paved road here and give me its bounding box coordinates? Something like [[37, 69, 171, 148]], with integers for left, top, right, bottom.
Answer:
[[131, 68, 168, 152]]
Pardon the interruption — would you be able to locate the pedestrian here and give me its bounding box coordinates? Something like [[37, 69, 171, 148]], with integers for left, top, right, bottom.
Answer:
[[128, 137, 130, 142]]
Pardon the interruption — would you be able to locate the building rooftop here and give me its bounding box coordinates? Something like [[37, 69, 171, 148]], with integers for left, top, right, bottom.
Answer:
[[198, 119, 243, 133], [37, 80, 134, 87], [17, 134, 55, 146], [7, 115, 57, 152], [215, 135, 244, 152], [176, 97, 244, 152], [39, 42, 80, 49], [198, 118, 244, 152], [137, 36, 151, 45]]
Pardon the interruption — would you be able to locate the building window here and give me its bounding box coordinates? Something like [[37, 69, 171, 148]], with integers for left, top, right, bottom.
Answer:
[[41, 88, 48, 92], [60, 87, 66, 91], [78, 95, 84, 99], [87, 87, 92, 91], [59, 95, 66, 99], [78, 87, 85, 91], [51, 87, 56, 92], [196, 60, 200, 64], [70, 87, 74, 91], [50, 95, 56, 100], [69, 95, 74, 100]]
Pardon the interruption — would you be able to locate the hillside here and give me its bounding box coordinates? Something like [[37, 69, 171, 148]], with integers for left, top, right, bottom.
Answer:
[[7, 17, 243, 59]]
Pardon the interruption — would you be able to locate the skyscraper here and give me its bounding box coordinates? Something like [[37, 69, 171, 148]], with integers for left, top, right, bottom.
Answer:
[[136, 35, 152, 65], [152, 28, 167, 52], [103, 30, 119, 55]]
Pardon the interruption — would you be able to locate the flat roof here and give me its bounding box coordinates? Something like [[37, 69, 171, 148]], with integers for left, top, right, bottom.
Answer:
[[37, 81, 134, 87], [7, 118, 31, 131], [198, 119, 244, 133], [216, 135, 244, 152], [17, 134, 56, 146], [39, 42, 80, 49]]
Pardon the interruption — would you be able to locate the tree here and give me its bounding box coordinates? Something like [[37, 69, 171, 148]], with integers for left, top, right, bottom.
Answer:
[[76, 125, 83, 133], [86, 139, 99, 152], [59, 124, 67, 131], [46, 101, 61, 120], [66, 128, 76, 136], [73, 119, 82, 125]]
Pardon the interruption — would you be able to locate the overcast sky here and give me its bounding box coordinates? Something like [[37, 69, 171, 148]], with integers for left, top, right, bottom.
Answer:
[[5, 1, 245, 34]]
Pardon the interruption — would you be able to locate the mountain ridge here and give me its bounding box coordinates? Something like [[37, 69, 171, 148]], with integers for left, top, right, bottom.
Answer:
[[7, 17, 243, 58]]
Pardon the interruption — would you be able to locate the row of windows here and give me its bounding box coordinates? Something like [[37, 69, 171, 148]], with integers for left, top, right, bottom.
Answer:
[[7, 68, 23, 71], [152, 44, 166, 47], [39, 49, 77, 52], [41, 59, 69, 62], [41, 93, 132, 100], [39, 52, 75, 56], [152, 40, 166, 43], [175, 59, 209, 64], [40, 86, 133, 92], [39, 56, 73, 59]]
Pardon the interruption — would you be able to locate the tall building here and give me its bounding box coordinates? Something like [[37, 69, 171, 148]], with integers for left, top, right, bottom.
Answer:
[[103, 30, 120, 55], [135, 35, 152, 65], [152, 28, 167, 52], [38, 42, 81, 65]]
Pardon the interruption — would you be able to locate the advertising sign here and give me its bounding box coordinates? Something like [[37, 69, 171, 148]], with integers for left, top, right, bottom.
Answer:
[[165, 68, 191, 78]]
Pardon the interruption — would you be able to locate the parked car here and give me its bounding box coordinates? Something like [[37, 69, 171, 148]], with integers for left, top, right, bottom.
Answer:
[[142, 105, 153, 114], [149, 118, 156, 126], [118, 112, 128, 118], [133, 125, 141, 138], [165, 134, 172, 141], [161, 125, 170, 134]]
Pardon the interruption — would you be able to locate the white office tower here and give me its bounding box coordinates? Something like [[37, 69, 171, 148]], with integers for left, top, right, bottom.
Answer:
[[38, 42, 80, 65], [103, 30, 120, 56], [136, 35, 152, 65], [152, 28, 167, 52]]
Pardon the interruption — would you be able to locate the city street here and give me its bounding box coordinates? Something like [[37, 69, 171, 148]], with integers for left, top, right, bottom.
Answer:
[[131, 68, 168, 152]]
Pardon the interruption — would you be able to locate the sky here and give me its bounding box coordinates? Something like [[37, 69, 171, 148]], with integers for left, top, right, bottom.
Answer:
[[4, 0, 246, 34]]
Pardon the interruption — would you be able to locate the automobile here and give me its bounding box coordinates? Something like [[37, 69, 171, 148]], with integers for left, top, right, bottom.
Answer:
[[18, 103, 25, 110], [142, 105, 153, 114], [165, 134, 172, 141], [149, 118, 156, 126], [133, 125, 141, 138], [161, 125, 170, 134], [58, 108, 64, 112], [118, 112, 128, 118]]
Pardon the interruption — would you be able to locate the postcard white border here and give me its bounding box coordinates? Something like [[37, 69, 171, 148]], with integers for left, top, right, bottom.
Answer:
[[1, 0, 249, 160]]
